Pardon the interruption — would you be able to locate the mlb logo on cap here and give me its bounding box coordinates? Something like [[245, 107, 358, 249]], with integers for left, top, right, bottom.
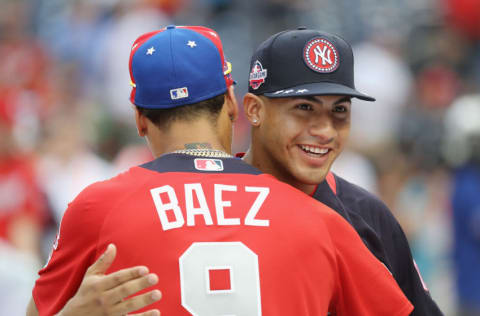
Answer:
[[170, 87, 189, 100], [129, 25, 234, 109]]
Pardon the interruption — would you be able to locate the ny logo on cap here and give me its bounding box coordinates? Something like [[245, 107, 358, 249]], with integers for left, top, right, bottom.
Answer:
[[314, 45, 332, 65], [303, 38, 339, 73]]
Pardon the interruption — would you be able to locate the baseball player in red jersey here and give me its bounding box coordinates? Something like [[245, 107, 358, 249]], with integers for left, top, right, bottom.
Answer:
[[27, 26, 413, 316]]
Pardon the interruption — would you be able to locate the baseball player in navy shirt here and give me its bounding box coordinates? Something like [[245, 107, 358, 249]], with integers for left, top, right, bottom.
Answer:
[[241, 27, 443, 316]]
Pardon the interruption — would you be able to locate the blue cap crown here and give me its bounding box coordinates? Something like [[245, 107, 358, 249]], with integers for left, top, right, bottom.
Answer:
[[129, 25, 234, 109]]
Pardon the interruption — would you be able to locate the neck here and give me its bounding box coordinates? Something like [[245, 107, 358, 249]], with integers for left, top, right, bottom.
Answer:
[[283, 179, 318, 196], [148, 118, 230, 158]]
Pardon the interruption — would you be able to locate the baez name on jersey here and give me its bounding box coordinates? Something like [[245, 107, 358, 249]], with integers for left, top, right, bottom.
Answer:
[[150, 183, 271, 231]]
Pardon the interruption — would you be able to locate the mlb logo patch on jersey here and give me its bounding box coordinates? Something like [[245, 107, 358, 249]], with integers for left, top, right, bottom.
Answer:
[[194, 158, 224, 171], [249, 60, 267, 90], [170, 87, 189, 100], [303, 38, 339, 73]]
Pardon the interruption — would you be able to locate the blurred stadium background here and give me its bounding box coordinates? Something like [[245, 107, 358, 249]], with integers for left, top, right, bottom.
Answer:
[[1, 0, 480, 314]]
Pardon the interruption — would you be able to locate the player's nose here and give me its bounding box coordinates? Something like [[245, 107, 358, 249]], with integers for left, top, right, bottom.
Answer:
[[308, 116, 336, 144]]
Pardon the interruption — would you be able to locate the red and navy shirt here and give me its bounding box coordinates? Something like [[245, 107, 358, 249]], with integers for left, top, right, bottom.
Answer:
[[316, 172, 443, 316], [33, 153, 412, 316]]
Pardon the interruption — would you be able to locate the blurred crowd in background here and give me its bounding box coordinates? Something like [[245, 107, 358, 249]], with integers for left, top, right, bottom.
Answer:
[[1, 0, 480, 314]]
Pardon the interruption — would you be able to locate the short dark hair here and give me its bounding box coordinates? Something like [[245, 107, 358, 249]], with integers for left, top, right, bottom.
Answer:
[[136, 93, 225, 129]]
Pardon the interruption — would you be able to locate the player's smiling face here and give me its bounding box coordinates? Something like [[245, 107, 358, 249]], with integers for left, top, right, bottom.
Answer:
[[253, 95, 351, 193]]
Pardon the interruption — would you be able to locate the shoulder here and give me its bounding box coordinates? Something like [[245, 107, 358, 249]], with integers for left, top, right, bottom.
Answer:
[[69, 166, 146, 212], [333, 173, 398, 223], [265, 176, 350, 232], [56, 167, 148, 247], [334, 173, 382, 205]]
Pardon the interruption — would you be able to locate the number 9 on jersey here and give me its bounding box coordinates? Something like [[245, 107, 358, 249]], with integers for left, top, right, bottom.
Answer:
[[179, 242, 262, 315]]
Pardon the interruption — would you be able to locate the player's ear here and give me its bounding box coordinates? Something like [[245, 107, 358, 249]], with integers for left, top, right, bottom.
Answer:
[[225, 86, 239, 122], [243, 93, 264, 126], [134, 106, 148, 137]]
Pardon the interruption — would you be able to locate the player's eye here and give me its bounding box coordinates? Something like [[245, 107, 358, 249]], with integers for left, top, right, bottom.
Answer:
[[332, 103, 350, 121], [333, 105, 348, 113], [296, 103, 313, 111]]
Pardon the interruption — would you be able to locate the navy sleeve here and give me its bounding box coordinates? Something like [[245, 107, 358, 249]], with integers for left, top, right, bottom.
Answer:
[[313, 180, 392, 271], [334, 175, 444, 316]]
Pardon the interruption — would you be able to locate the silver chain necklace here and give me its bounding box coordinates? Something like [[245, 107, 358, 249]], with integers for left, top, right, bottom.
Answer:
[[172, 148, 232, 158]]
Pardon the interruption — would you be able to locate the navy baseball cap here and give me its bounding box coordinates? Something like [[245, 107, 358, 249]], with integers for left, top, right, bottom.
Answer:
[[248, 27, 375, 101], [129, 25, 234, 109]]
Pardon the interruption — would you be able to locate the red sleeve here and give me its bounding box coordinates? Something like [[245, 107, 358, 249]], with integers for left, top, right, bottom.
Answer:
[[327, 212, 414, 316], [32, 184, 107, 316]]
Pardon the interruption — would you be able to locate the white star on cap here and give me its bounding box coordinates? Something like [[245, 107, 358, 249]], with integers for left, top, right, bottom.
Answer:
[[297, 89, 309, 93], [187, 41, 197, 48], [146, 47, 155, 55], [284, 89, 294, 94]]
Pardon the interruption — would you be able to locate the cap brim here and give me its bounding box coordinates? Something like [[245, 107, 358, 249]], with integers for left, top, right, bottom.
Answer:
[[262, 82, 375, 101]]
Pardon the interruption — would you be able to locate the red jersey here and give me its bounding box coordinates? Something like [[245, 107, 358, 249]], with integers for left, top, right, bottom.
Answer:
[[33, 153, 412, 315]]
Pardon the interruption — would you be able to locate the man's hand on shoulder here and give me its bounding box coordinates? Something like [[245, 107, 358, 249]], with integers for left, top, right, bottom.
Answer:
[[56, 244, 161, 316]]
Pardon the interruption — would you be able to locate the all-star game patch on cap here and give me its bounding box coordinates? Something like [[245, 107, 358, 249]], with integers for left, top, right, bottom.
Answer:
[[129, 25, 234, 109], [248, 27, 375, 101]]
